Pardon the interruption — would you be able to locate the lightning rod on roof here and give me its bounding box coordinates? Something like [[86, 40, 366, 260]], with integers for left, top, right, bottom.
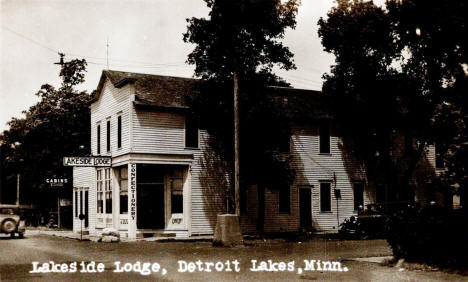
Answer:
[[106, 37, 109, 70]]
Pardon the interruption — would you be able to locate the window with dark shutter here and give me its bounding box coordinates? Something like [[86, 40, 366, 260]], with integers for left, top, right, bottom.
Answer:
[[75, 191, 78, 217], [117, 116, 122, 149], [185, 115, 199, 148], [97, 124, 101, 155], [320, 182, 331, 212], [80, 190, 83, 216], [106, 120, 111, 152], [279, 186, 290, 213], [320, 122, 330, 154]]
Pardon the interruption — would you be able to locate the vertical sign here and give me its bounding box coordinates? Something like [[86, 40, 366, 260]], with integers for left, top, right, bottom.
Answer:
[[128, 163, 137, 239]]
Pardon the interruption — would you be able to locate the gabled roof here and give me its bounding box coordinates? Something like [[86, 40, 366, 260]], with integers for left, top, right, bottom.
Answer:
[[94, 70, 198, 109], [93, 70, 329, 119]]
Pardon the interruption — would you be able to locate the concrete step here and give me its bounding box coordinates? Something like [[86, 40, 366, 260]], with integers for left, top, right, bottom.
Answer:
[[136, 231, 176, 239]]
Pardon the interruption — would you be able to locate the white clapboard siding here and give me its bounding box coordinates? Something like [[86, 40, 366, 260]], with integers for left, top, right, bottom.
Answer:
[[291, 125, 366, 231], [90, 78, 132, 158], [130, 106, 227, 235], [188, 131, 227, 235], [83, 73, 440, 236], [132, 109, 186, 154], [72, 167, 96, 234], [239, 124, 366, 233]]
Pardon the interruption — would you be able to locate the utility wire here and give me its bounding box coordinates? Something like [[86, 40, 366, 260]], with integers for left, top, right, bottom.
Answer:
[[4, 25, 325, 87], [3, 25, 187, 68], [3, 26, 57, 54]]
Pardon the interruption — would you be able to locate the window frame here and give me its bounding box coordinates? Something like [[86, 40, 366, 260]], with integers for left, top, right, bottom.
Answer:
[[75, 191, 79, 217], [170, 169, 184, 214], [106, 119, 111, 152], [319, 122, 331, 154], [97, 170, 104, 214], [185, 114, 199, 149], [117, 115, 122, 149], [104, 168, 112, 214], [320, 182, 332, 213], [119, 166, 128, 214], [96, 123, 101, 155]]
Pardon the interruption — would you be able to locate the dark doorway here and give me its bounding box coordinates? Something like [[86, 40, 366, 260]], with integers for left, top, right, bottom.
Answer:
[[299, 188, 312, 229], [137, 164, 165, 229]]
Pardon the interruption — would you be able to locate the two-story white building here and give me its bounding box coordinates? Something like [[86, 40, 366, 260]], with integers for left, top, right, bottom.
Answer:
[[73, 70, 438, 239]]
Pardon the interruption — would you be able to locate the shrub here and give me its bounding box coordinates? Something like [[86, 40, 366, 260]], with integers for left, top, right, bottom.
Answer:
[[386, 205, 468, 269]]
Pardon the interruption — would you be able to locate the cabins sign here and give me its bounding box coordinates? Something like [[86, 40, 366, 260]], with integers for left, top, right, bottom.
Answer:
[[63, 156, 112, 167], [45, 178, 69, 187]]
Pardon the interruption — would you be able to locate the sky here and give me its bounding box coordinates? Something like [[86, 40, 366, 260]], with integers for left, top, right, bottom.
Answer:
[[0, 0, 364, 132]]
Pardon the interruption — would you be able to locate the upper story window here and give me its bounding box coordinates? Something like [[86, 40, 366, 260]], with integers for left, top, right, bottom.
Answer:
[[320, 182, 332, 212], [185, 114, 199, 148], [117, 115, 122, 149], [320, 122, 330, 154], [106, 120, 111, 152], [96, 124, 101, 155]]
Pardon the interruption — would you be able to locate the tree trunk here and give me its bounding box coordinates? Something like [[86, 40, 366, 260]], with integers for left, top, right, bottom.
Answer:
[[256, 184, 265, 234], [400, 142, 425, 197]]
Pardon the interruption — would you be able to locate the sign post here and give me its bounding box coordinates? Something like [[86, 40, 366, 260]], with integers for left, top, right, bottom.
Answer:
[[79, 213, 85, 240], [57, 196, 61, 228]]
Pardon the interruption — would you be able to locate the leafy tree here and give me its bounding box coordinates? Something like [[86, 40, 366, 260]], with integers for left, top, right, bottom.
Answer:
[[183, 0, 299, 232], [0, 59, 91, 210], [318, 0, 467, 205]]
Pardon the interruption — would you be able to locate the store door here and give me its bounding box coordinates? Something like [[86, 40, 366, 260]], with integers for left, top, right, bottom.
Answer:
[[137, 181, 165, 229]]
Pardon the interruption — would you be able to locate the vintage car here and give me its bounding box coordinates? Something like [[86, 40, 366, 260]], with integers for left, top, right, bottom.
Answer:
[[0, 205, 26, 238]]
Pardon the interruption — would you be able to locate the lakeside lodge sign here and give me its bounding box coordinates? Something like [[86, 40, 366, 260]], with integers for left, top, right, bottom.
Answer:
[[63, 156, 112, 167]]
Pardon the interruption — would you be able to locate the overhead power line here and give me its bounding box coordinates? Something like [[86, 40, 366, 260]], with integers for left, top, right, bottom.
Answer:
[[3, 25, 324, 88], [3, 26, 57, 54], [3, 25, 187, 69]]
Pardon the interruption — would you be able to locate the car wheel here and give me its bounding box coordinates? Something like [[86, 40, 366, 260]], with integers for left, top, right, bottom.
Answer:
[[10, 232, 15, 238], [2, 219, 16, 234], [18, 232, 24, 238]]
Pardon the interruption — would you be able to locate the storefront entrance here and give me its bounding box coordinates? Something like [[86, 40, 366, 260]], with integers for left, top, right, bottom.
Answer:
[[137, 183, 165, 229], [136, 164, 165, 229]]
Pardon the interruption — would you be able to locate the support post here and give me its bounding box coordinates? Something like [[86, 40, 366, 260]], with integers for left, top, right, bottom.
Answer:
[[213, 72, 243, 247], [57, 196, 61, 228], [234, 72, 240, 216], [16, 174, 20, 206]]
